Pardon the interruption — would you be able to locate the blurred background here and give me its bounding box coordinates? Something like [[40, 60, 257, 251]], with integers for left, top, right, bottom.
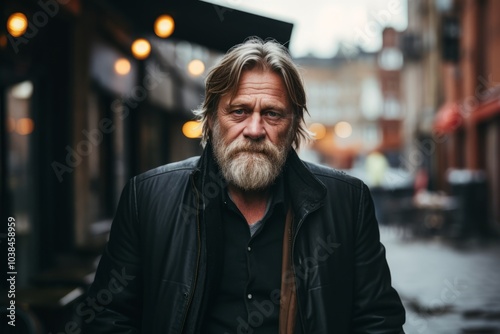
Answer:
[[1, 0, 499, 333]]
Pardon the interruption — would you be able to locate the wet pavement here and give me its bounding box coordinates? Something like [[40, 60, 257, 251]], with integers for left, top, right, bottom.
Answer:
[[380, 226, 500, 334]]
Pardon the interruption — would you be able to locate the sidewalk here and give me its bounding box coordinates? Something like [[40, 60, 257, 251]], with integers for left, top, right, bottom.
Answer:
[[381, 226, 500, 334]]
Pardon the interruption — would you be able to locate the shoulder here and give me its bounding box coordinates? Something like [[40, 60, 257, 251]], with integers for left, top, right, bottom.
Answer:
[[134, 156, 200, 185], [302, 160, 364, 191]]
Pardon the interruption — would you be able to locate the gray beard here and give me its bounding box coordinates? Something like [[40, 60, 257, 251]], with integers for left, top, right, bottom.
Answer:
[[211, 121, 291, 191]]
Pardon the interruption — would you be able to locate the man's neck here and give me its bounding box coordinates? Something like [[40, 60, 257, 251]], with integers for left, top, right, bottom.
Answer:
[[228, 184, 270, 226]]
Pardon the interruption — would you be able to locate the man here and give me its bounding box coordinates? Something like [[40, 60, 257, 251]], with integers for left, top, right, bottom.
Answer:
[[84, 38, 405, 333]]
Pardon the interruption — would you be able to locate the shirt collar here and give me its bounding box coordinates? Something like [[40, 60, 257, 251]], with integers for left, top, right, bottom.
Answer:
[[220, 169, 287, 212]]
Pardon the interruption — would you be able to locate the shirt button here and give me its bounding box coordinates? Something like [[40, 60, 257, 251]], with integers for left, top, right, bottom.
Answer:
[[247, 293, 253, 300], [247, 246, 251, 251]]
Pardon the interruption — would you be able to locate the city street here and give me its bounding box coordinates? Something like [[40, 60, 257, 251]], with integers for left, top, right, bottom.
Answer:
[[381, 226, 500, 334], [2, 0, 500, 332]]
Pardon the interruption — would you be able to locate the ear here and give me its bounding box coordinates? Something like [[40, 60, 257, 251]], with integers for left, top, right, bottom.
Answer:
[[207, 112, 214, 130], [209, 107, 220, 129]]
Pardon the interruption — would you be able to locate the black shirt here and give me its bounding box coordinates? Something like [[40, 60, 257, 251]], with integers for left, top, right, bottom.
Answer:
[[202, 178, 286, 334]]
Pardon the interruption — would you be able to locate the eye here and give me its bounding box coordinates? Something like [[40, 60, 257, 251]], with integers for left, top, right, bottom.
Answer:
[[264, 111, 282, 118], [230, 109, 246, 116]]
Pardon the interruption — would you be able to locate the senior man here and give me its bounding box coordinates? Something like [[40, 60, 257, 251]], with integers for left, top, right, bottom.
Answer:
[[84, 38, 405, 334]]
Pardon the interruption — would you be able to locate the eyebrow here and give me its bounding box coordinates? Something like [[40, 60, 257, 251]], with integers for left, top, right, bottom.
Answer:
[[225, 99, 288, 112]]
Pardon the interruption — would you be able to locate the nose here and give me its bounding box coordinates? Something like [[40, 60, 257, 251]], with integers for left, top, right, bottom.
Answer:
[[243, 112, 265, 140]]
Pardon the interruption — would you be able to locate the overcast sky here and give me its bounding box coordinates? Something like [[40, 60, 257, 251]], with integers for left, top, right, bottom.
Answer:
[[204, 0, 408, 58]]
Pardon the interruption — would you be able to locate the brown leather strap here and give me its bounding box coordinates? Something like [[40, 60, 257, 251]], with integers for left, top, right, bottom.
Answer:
[[279, 207, 297, 334]]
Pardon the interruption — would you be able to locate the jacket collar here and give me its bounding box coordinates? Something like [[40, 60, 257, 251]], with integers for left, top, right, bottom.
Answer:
[[282, 149, 327, 219]]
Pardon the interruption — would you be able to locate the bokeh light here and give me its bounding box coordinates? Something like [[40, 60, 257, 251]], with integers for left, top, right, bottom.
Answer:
[[187, 59, 205, 77], [182, 121, 202, 138], [154, 15, 175, 38], [16, 118, 35, 135], [131, 39, 151, 60], [114, 58, 131, 75], [7, 12, 28, 37], [11, 81, 33, 99], [308, 122, 327, 140], [334, 121, 352, 139]]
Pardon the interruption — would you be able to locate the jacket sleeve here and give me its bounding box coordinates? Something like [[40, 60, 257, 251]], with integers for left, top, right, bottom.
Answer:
[[351, 183, 405, 333], [82, 178, 142, 333]]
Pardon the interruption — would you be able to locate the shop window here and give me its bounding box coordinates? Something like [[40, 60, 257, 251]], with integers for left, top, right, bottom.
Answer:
[[4, 80, 37, 287]]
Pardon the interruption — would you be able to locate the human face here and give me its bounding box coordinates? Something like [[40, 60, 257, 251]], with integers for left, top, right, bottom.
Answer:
[[211, 69, 294, 190], [215, 68, 294, 146]]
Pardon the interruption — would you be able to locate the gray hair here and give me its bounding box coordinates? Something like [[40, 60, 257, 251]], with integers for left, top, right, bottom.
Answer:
[[193, 37, 313, 148]]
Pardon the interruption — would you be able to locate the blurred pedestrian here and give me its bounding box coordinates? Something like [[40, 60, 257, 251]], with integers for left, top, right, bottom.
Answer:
[[414, 167, 429, 195], [84, 37, 405, 334], [365, 150, 389, 188]]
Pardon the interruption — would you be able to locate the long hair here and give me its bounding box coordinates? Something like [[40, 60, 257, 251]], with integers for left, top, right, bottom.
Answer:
[[193, 37, 313, 148]]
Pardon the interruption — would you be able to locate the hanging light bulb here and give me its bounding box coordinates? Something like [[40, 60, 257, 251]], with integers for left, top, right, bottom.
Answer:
[[154, 15, 175, 38], [131, 39, 151, 60], [7, 12, 28, 37]]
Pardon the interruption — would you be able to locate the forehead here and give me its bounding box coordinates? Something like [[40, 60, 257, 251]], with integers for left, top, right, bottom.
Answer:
[[229, 69, 289, 102]]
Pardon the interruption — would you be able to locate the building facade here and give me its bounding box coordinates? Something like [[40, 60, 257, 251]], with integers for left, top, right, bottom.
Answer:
[[433, 0, 500, 232], [295, 52, 383, 170]]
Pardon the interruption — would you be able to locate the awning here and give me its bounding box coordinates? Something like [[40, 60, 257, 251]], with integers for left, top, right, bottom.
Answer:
[[102, 0, 294, 53], [433, 102, 463, 133], [471, 96, 500, 123]]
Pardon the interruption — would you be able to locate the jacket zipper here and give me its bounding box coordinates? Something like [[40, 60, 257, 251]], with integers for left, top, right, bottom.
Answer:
[[179, 177, 202, 334]]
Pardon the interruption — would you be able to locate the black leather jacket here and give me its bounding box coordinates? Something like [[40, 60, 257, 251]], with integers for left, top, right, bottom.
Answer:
[[83, 146, 405, 333]]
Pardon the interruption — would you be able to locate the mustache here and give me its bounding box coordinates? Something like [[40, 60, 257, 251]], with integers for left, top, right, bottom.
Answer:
[[226, 140, 278, 158]]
